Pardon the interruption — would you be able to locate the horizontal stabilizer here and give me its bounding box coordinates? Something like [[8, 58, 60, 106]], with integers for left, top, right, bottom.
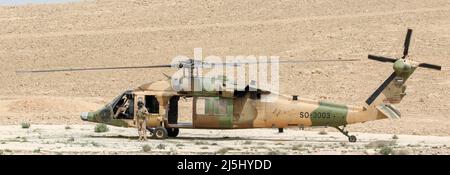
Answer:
[[376, 104, 401, 119]]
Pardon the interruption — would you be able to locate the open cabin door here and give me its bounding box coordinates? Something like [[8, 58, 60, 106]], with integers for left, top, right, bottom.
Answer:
[[193, 97, 233, 129]]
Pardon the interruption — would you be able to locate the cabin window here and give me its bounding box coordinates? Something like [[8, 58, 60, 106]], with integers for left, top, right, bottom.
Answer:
[[196, 97, 229, 115], [145, 95, 159, 114], [214, 98, 228, 115], [196, 98, 206, 115]]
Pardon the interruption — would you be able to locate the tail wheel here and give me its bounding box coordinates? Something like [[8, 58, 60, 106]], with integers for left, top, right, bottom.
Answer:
[[154, 127, 168, 139], [167, 128, 179, 137], [349, 135, 357, 142]]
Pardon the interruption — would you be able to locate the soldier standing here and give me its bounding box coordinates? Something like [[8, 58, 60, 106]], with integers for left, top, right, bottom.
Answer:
[[136, 100, 149, 141]]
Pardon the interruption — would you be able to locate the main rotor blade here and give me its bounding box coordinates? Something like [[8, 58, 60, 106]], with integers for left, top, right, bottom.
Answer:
[[403, 29, 413, 58], [368, 55, 397, 63], [418, 63, 442, 71], [366, 72, 397, 105], [201, 58, 360, 67], [16, 64, 172, 74], [261, 58, 360, 64], [17, 58, 360, 73]]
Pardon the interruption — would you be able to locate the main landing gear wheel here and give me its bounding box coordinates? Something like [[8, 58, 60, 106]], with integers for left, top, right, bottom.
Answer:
[[278, 128, 284, 133], [147, 127, 156, 139], [167, 128, 179, 137], [333, 125, 357, 142], [154, 127, 168, 139]]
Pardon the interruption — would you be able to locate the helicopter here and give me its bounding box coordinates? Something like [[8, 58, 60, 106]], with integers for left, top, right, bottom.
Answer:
[[17, 29, 441, 142]]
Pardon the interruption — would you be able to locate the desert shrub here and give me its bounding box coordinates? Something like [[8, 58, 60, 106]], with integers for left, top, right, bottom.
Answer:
[[195, 141, 207, 145], [393, 149, 409, 155], [156, 144, 166, 150], [21, 122, 30, 129], [318, 130, 328, 135], [142, 144, 152, 152], [91, 142, 101, 147], [217, 147, 234, 155], [268, 149, 286, 155], [379, 146, 393, 155], [366, 140, 395, 149], [94, 124, 109, 133], [292, 144, 306, 151]]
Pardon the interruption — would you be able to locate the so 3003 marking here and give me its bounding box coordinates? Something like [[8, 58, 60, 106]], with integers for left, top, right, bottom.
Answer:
[[299, 112, 332, 119]]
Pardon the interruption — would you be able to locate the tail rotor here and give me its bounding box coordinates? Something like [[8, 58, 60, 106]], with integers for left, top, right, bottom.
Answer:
[[366, 28, 442, 105], [368, 28, 441, 70]]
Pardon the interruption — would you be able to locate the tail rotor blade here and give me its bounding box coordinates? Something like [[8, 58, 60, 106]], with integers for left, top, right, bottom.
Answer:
[[403, 29, 413, 58], [418, 63, 442, 70], [368, 55, 397, 63]]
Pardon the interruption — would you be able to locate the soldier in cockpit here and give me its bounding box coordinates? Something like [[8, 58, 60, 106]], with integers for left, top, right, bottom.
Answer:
[[114, 96, 129, 119]]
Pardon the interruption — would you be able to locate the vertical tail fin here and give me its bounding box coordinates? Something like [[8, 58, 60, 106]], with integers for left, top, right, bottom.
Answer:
[[365, 67, 412, 107], [365, 72, 398, 105], [364, 60, 416, 120]]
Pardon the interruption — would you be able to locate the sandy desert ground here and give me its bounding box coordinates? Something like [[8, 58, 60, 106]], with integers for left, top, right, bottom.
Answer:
[[0, 0, 449, 154], [1, 124, 449, 155]]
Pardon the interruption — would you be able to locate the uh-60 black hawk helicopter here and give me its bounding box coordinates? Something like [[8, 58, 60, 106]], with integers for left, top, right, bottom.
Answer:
[[17, 29, 441, 142]]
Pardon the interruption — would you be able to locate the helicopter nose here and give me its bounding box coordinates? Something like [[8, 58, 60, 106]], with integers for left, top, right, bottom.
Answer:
[[80, 112, 89, 121]]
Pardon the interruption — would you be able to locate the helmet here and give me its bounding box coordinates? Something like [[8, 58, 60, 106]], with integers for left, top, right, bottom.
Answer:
[[137, 101, 144, 108]]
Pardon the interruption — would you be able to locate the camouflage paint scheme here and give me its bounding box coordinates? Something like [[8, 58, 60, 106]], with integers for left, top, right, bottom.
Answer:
[[81, 59, 417, 131], [82, 105, 130, 127]]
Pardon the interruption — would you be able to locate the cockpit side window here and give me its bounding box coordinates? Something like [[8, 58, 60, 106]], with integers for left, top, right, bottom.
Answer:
[[111, 94, 126, 113], [111, 91, 134, 119]]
